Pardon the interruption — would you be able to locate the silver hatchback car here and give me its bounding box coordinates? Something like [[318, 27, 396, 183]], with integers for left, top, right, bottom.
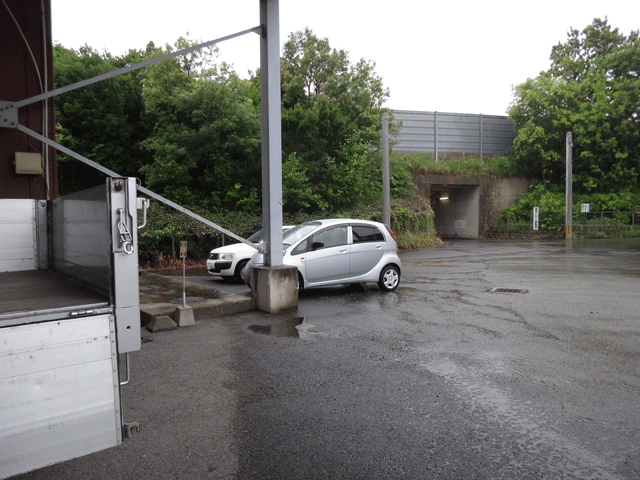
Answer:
[[245, 219, 402, 291]]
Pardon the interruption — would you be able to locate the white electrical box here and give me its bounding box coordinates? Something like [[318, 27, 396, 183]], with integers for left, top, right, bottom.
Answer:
[[15, 152, 43, 175]]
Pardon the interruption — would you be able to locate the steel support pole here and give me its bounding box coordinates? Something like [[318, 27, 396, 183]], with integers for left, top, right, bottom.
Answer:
[[434, 111, 438, 162], [479, 113, 483, 160], [381, 113, 391, 228], [565, 132, 573, 239], [260, 0, 283, 266]]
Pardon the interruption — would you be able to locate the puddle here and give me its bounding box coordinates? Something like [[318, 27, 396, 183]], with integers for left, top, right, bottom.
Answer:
[[248, 317, 304, 338]]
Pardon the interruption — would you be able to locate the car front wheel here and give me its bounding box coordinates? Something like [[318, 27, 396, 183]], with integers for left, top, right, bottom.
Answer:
[[378, 265, 400, 291], [235, 259, 249, 282]]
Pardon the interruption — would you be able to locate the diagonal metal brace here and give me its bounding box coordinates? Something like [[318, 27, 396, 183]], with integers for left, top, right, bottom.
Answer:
[[15, 26, 262, 109], [16, 123, 257, 248]]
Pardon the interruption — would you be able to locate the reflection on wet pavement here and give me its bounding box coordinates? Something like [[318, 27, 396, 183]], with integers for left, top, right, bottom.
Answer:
[[248, 317, 304, 337]]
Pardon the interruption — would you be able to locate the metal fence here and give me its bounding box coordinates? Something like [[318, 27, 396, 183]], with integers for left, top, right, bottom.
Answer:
[[392, 110, 517, 159], [488, 210, 640, 238]]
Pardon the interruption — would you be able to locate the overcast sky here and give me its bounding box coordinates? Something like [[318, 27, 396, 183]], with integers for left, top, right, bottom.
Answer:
[[51, 0, 638, 116]]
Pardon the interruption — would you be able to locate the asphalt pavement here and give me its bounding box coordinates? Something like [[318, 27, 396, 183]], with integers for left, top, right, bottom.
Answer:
[[12, 238, 640, 479]]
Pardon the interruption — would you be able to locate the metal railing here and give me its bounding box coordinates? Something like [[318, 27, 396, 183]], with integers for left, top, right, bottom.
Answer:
[[487, 210, 640, 238]]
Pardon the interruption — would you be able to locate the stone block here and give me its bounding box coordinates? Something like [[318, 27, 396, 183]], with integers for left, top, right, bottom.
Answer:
[[146, 315, 177, 332], [175, 304, 195, 327]]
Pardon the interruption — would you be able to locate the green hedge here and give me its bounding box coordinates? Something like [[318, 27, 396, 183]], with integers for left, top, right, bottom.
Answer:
[[138, 195, 438, 263]]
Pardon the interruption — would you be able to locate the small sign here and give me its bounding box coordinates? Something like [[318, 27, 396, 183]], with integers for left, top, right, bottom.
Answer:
[[581, 203, 590, 213], [454, 219, 466, 229], [533, 207, 539, 231], [180, 241, 188, 259]]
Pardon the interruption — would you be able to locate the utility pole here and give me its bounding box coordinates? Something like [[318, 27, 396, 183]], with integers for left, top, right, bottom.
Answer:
[[381, 113, 391, 228], [565, 132, 573, 239]]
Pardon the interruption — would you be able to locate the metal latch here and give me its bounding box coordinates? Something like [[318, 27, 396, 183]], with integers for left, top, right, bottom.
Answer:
[[117, 208, 134, 254]]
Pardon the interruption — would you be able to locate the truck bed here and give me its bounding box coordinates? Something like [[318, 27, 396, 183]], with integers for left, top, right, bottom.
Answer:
[[0, 269, 110, 326]]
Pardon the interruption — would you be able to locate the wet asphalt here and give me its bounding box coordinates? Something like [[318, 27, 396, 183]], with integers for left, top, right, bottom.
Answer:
[[12, 238, 640, 479]]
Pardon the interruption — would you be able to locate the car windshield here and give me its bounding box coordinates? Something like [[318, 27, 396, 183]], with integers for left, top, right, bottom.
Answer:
[[247, 229, 265, 243], [247, 226, 293, 244], [282, 222, 321, 247]]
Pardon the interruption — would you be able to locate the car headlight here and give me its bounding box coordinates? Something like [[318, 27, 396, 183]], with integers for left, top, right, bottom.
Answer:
[[218, 253, 234, 261]]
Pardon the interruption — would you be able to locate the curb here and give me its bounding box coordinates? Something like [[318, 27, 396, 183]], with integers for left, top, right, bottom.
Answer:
[[140, 294, 255, 330]]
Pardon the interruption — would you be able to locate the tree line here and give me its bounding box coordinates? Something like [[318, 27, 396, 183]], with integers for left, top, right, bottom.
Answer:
[[501, 18, 640, 229], [507, 17, 639, 196], [53, 29, 401, 215], [53, 19, 639, 234]]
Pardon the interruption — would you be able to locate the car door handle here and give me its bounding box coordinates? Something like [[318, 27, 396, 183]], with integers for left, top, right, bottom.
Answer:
[[339, 248, 347, 253], [376, 244, 382, 249]]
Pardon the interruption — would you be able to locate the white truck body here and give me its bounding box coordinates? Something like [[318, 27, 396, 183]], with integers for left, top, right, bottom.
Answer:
[[0, 178, 142, 479]]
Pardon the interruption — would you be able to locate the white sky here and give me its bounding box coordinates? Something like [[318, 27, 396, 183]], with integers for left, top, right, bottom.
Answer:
[[51, 0, 638, 116]]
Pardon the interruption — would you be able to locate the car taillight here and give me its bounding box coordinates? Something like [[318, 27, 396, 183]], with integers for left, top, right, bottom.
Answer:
[[387, 227, 397, 241]]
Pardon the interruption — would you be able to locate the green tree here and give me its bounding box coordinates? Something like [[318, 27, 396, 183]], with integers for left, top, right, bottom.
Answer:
[[140, 56, 261, 209], [279, 29, 392, 212], [53, 44, 152, 193], [508, 18, 640, 193]]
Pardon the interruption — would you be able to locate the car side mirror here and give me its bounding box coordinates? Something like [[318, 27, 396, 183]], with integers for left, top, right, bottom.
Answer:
[[311, 241, 324, 250]]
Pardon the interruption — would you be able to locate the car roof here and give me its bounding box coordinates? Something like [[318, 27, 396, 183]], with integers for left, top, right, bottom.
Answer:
[[304, 219, 385, 227]]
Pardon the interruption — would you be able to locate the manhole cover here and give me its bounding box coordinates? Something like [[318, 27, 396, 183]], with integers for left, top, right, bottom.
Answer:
[[490, 288, 529, 294]]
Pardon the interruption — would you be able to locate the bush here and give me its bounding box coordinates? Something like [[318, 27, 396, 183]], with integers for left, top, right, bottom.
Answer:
[[138, 201, 261, 264], [138, 193, 439, 265], [491, 183, 640, 236], [391, 152, 512, 177]]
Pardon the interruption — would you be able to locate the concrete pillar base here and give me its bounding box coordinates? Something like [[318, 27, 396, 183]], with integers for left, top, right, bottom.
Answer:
[[251, 265, 298, 313]]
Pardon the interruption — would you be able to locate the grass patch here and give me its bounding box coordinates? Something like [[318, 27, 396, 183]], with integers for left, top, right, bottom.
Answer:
[[397, 230, 443, 251]]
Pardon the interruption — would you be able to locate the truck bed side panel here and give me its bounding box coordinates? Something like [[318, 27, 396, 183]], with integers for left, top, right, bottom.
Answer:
[[0, 315, 122, 479]]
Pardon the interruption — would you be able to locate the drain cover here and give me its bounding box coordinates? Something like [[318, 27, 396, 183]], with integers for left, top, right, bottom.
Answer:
[[490, 288, 529, 294]]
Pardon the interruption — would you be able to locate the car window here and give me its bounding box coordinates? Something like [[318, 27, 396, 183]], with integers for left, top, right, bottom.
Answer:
[[312, 226, 348, 249], [352, 225, 385, 243], [291, 238, 309, 255]]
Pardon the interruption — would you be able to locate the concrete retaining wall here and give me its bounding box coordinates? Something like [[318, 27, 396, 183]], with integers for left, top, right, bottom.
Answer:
[[414, 173, 530, 239]]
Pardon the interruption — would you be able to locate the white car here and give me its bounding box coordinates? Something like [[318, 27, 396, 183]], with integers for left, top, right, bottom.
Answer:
[[245, 219, 402, 291], [206, 227, 292, 282]]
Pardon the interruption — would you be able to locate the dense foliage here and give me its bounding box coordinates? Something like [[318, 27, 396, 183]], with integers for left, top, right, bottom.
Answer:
[[53, 30, 396, 215], [507, 18, 640, 193], [53, 31, 440, 258], [53, 44, 153, 192], [491, 183, 640, 237]]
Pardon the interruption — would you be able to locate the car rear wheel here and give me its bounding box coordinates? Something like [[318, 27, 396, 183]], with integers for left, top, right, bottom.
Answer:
[[235, 259, 249, 282], [378, 265, 400, 291]]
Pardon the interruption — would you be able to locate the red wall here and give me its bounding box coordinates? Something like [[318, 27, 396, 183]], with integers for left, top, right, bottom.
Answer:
[[0, 0, 57, 199]]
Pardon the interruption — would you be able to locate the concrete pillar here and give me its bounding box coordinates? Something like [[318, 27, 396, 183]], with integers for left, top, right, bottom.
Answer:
[[252, 265, 298, 313]]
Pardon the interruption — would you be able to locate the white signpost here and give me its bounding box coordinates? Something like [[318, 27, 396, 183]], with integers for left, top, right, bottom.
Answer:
[[180, 241, 187, 307]]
